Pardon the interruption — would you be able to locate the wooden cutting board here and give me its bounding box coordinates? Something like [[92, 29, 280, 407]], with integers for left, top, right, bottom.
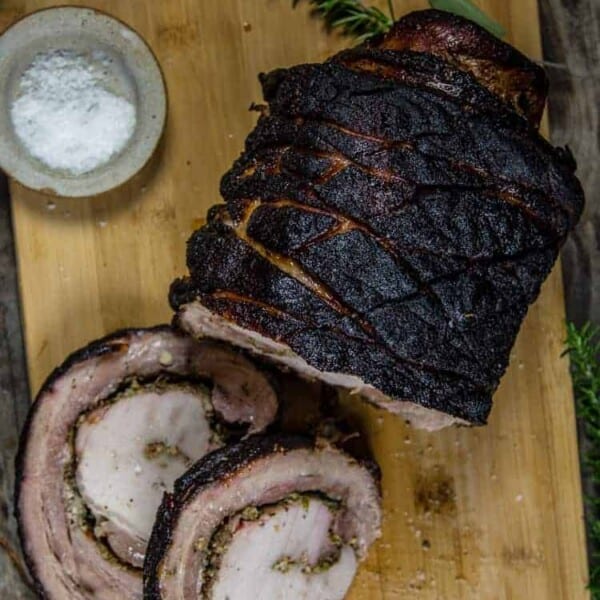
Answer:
[[1, 0, 589, 598]]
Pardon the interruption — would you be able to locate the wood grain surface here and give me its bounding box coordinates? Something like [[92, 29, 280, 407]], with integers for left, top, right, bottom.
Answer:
[[0, 1, 590, 598], [0, 173, 34, 600], [0, 10, 36, 600], [540, 0, 600, 328]]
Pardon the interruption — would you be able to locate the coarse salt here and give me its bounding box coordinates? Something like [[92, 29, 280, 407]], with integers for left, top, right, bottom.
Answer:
[[10, 49, 136, 176]]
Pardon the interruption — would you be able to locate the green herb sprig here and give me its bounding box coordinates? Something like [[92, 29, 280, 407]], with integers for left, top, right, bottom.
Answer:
[[565, 322, 600, 597], [293, 0, 506, 41], [293, 0, 393, 43]]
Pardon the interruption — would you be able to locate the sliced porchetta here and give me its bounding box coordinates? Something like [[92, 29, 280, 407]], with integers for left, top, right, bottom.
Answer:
[[170, 9, 584, 431], [15, 326, 277, 600], [144, 434, 381, 600]]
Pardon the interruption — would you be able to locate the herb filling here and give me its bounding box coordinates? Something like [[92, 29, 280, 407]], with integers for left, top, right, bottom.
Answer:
[[200, 493, 350, 596]]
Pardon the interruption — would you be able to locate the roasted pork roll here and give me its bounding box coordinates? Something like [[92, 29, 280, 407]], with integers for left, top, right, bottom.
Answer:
[[170, 10, 584, 430], [144, 434, 381, 599], [16, 327, 277, 600]]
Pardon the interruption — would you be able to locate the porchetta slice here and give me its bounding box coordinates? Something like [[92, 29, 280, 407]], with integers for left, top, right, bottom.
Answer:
[[16, 327, 277, 600], [144, 434, 381, 599], [170, 10, 584, 430]]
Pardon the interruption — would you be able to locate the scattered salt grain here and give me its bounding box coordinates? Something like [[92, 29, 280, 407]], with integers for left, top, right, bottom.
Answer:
[[11, 49, 136, 176], [159, 351, 174, 367]]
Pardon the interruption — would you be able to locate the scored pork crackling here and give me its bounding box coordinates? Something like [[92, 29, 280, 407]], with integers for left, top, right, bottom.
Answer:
[[171, 10, 585, 431]]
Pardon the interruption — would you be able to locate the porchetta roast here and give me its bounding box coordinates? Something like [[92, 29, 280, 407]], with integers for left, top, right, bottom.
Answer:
[[144, 435, 381, 599], [16, 327, 277, 599], [171, 10, 584, 430]]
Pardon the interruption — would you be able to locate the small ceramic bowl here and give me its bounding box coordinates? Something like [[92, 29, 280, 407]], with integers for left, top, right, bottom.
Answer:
[[0, 7, 167, 197]]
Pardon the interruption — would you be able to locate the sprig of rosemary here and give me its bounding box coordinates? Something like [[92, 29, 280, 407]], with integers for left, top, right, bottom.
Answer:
[[293, 0, 393, 42], [293, 0, 506, 40], [565, 322, 600, 597]]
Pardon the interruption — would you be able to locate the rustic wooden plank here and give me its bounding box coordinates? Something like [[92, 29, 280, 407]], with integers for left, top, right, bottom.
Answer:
[[0, 1, 590, 598], [538, 0, 600, 577], [539, 0, 600, 327], [0, 173, 35, 599], [0, 8, 38, 598]]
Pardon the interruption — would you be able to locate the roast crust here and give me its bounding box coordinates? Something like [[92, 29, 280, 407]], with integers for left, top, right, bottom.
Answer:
[[170, 10, 584, 425]]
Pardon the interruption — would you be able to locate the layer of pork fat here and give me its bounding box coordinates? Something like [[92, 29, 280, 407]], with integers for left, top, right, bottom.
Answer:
[[177, 302, 466, 431]]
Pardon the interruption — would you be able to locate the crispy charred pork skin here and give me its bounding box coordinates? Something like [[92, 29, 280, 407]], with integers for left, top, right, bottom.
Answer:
[[170, 10, 584, 430], [144, 434, 381, 600], [16, 327, 277, 600]]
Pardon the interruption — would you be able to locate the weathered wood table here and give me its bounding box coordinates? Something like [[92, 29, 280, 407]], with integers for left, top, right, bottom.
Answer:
[[0, 1, 597, 598]]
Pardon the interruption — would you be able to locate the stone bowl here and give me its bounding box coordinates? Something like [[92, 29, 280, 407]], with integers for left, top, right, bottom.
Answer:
[[0, 6, 167, 198]]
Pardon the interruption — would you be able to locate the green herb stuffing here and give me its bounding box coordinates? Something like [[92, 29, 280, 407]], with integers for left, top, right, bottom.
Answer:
[[240, 506, 260, 521], [565, 322, 600, 597], [201, 493, 346, 592], [272, 556, 297, 573]]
